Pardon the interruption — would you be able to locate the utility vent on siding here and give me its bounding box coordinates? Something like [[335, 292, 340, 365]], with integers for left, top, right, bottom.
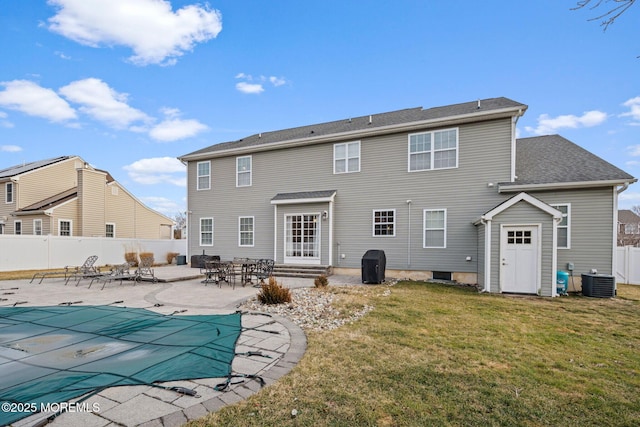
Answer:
[[111, 186, 119, 196]]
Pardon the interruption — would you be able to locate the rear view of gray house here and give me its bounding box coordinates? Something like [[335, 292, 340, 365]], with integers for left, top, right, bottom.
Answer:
[[179, 97, 636, 296]]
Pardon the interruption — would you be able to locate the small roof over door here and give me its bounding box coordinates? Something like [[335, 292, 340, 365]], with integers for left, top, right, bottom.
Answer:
[[271, 190, 337, 205]]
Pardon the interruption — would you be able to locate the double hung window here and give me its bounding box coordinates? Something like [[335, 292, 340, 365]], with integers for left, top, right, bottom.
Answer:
[[5, 182, 13, 203], [409, 129, 458, 171], [197, 161, 210, 190], [334, 141, 360, 174], [239, 216, 254, 246], [59, 220, 72, 236], [551, 204, 570, 249], [236, 156, 252, 187], [200, 218, 213, 246], [423, 209, 446, 248]]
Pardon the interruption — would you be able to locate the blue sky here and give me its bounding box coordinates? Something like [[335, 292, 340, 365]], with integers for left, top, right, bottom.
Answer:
[[1, 0, 639, 218]]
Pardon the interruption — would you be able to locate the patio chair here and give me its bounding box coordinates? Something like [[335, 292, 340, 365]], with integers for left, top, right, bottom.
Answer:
[[89, 262, 134, 290], [135, 254, 157, 283], [64, 255, 103, 285], [31, 255, 100, 284], [255, 259, 275, 285]]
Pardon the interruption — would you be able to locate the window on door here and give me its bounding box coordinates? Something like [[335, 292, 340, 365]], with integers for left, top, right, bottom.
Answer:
[[14, 220, 21, 235], [34, 219, 42, 235]]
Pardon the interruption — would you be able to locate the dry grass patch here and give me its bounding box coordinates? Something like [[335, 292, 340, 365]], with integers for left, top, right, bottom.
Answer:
[[189, 282, 640, 427]]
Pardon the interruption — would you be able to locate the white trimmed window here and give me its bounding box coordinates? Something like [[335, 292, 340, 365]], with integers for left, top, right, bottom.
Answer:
[[5, 182, 13, 203], [409, 128, 458, 172], [197, 161, 211, 190], [334, 141, 360, 174], [59, 219, 72, 236], [14, 220, 21, 235], [236, 156, 252, 187], [552, 204, 571, 249], [33, 219, 42, 236], [423, 209, 446, 248], [239, 216, 255, 247], [373, 210, 396, 237], [106, 223, 115, 238], [200, 217, 213, 246]]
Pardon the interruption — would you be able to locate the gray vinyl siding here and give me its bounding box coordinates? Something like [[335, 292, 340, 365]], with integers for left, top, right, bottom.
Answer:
[[532, 188, 615, 277], [490, 201, 555, 296], [187, 117, 515, 274]]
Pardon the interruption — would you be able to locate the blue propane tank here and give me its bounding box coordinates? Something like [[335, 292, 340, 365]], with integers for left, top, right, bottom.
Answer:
[[557, 271, 569, 295]]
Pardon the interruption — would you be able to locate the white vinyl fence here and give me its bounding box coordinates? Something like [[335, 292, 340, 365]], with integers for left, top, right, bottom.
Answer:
[[0, 235, 186, 272], [617, 246, 640, 285]]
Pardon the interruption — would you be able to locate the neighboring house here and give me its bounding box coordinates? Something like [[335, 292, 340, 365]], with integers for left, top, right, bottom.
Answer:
[[618, 209, 640, 247], [178, 97, 636, 296], [0, 156, 173, 239]]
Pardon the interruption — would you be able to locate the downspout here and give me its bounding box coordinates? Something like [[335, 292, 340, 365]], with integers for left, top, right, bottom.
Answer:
[[328, 200, 334, 266], [407, 199, 412, 268], [613, 182, 631, 289], [273, 205, 278, 261], [511, 110, 523, 182], [479, 217, 491, 293]]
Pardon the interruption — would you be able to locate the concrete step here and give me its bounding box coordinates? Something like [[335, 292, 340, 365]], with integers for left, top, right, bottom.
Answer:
[[272, 264, 332, 278]]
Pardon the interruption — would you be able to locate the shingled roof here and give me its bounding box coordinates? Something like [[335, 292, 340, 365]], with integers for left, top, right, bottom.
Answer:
[[0, 156, 73, 180], [180, 97, 527, 159], [504, 135, 635, 188]]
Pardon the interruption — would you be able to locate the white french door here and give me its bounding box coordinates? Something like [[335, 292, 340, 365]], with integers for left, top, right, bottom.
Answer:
[[284, 214, 320, 264]]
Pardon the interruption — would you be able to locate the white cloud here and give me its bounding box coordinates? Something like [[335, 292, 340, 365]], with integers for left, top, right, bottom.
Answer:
[[620, 96, 640, 123], [269, 76, 286, 87], [619, 191, 640, 209], [235, 73, 287, 94], [0, 80, 77, 122], [148, 108, 208, 141], [59, 78, 151, 129], [628, 145, 640, 157], [123, 157, 186, 186], [139, 196, 183, 215], [235, 81, 264, 94], [1, 145, 22, 152], [47, 0, 222, 66], [525, 110, 608, 135]]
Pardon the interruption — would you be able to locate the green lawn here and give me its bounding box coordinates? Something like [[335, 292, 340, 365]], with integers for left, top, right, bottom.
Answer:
[[190, 281, 640, 427]]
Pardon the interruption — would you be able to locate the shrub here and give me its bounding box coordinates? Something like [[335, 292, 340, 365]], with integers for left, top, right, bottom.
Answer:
[[124, 252, 138, 267], [314, 274, 329, 288], [257, 276, 292, 305], [139, 252, 155, 266], [166, 252, 179, 264]]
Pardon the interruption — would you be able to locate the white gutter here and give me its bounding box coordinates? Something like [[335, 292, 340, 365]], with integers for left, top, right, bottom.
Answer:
[[180, 107, 526, 162], [511, 109, 523, 182], [499, 179, 637, 193]]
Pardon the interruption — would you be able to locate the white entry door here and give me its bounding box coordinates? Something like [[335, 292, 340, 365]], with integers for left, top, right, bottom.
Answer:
[[500, 225, 539, 294], [284, 214, 320, 264]]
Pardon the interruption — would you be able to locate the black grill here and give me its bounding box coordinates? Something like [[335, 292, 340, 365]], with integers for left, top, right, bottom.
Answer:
[[361, 250, 386, 284]]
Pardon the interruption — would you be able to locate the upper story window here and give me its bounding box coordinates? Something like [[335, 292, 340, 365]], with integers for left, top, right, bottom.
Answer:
[[59, 220, 72, 237], [197, 161, 210, 190], [409, 128, 458, 172], [236, 156, 252, 187], [34, 219, 42, 236], [334, 141, 360, 174], [373, 210, 395, 237], [239, 216, 254, 247], [552, 204, 571, 249], [5, 182, 13, 203], [200, 217, 213, 246], [423, 209, 446, 248]]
